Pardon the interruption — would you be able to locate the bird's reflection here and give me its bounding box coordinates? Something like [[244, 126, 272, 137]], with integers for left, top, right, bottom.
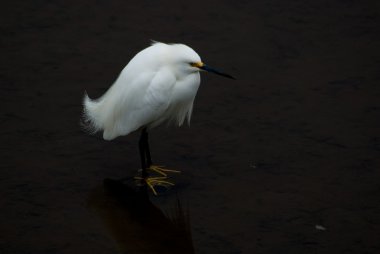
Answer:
[[88, 179, 194, 254]]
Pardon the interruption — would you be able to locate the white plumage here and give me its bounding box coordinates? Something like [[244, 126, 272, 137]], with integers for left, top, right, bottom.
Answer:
[[83, 42, 201, 140], [82, 41, 234, 194]]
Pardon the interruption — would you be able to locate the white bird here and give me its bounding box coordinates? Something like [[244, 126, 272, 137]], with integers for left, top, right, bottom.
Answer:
[[83, 41, 234, 194]]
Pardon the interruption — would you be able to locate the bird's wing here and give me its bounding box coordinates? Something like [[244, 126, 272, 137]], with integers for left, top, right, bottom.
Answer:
[[103, 68, 176, 139]]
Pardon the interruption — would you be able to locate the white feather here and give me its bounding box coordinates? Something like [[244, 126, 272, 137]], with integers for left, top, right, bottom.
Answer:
[[82, 42, 201, 140]]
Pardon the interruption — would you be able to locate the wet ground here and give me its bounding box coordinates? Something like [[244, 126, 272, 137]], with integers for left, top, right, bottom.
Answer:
[[1, 0, 380, 253]]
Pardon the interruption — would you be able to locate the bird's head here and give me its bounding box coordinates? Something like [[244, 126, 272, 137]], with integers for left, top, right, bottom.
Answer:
[[163, 43, 235, 80]]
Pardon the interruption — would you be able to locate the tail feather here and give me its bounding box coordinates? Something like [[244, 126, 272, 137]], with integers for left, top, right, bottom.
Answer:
[[81, 91, 103, 134]]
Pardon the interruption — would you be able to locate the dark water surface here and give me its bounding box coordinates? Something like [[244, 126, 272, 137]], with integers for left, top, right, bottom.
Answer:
[[1, 1, 380, 253]]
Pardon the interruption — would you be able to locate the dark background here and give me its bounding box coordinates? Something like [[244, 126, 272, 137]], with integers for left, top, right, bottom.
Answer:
[[1, 0, 380, 253]]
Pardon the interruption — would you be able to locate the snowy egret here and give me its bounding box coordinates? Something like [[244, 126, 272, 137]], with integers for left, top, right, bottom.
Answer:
[[83, 41, 234, 194]]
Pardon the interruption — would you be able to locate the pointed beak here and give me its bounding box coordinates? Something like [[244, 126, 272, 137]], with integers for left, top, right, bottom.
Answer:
[[192, 62, 235, 80]]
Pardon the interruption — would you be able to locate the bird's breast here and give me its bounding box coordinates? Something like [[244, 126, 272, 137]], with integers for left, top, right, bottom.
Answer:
[[171, 73, 200, 104]]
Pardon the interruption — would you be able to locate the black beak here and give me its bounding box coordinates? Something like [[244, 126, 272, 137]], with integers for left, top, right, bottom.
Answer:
[[200, 65, 236, 80]]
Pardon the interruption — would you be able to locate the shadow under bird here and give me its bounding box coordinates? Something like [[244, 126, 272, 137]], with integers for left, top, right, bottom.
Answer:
[[83, 41, 234, 194], [88, 179, 194, 253]]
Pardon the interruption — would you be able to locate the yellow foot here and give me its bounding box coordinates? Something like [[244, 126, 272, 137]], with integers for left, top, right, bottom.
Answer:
[[134, 176, 174, 195], [148, 165, 181, 177]]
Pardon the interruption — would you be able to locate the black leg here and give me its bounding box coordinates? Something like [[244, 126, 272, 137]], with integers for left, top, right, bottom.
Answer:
[[144, 129, 153, 167], [138, 128, 173, 195], [139, 128, 148, 179]]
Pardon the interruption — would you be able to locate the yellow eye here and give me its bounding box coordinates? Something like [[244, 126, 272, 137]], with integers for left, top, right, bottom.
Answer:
[[190, 62, 204, 68]]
